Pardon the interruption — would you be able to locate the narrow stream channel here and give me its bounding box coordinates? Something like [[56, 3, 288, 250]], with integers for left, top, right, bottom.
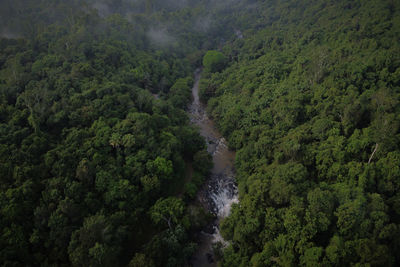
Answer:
[[189, 69, 238, 266]]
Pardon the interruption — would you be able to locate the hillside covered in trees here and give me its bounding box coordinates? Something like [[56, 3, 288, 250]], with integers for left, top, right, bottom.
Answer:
[[199, 0, 400, 266], [1, 0, 400, 266]]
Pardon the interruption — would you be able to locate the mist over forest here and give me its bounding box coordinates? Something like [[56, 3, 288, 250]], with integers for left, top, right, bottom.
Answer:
[[0, 0, 399, 266]]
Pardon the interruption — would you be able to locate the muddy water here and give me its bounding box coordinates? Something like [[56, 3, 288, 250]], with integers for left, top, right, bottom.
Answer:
[[189, 69, 238, 266]]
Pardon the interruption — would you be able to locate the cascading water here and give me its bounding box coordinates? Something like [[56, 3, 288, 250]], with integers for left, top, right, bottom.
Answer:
[[189, 69, 238, 266]]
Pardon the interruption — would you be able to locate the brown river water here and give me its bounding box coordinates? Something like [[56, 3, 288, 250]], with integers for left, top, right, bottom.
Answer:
[[189, 69, 238, 267]]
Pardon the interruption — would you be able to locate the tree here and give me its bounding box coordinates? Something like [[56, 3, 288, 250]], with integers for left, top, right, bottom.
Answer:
[[146, 157, 173, 180], [68, 214, 120, 267], [203, 50, 227, 73], [129, 253, 155, 267], [17, 82, 51, 132], [300, 247, 323, 267], [150, 197, 184, 229]]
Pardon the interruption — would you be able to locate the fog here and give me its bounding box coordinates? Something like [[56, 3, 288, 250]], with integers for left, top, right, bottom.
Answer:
[[0, 0, 257, 41], [91, 1, 112, 17], [147, 27, 176, 47], [0, 26, 22, 39], [194, 16, 212, 33]]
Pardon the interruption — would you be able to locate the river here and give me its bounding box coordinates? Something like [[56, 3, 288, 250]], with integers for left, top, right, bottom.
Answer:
[[189, 69, 238, 266]]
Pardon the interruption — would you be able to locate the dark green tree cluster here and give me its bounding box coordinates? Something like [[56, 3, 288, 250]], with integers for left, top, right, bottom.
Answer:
[[0, 1, 216, 266], [203, 51, 227, 73], [199, 0, 400, 266]]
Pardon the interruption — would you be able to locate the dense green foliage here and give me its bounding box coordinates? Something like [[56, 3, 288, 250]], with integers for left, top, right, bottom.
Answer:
[[199, 0, 400, 266], [0, 1, 217, 266], [1, 0, 400, 266]]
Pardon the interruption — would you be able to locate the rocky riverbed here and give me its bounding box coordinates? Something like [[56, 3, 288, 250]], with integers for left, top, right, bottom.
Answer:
[[189, 69, 238, 267]]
